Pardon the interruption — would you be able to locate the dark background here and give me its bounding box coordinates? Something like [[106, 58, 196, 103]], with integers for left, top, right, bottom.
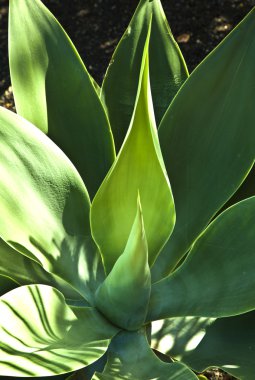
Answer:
[[1, 0, 255, 108]]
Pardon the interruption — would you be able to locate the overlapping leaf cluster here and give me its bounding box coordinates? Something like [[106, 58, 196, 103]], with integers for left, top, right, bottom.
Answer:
[[0, 0, 255, 379]]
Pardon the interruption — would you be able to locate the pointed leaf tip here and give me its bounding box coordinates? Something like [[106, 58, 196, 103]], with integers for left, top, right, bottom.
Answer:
[[95, 201, 151, 331], [91, 28, 175, 273]]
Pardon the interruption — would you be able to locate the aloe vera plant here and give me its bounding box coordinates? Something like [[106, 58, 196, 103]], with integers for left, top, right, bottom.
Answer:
[[1, 0, 255, 379]]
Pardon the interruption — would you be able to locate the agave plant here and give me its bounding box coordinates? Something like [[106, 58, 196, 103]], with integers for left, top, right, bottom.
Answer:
[[1, 0, 255, 379]]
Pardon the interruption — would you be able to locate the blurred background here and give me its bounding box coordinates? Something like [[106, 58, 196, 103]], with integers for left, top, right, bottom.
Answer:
[[1, 0, 255, 110]]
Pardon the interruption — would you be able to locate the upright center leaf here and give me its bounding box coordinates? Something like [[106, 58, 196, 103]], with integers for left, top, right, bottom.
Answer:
[[91, 28, 175, 273], [95, 197, 151, 331]]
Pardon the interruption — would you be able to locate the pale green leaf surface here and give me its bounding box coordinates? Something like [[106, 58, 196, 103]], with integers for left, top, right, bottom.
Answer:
[[91, 33, 175, 273], [9, 0, 115, 198], [0, 285, 118, 377], [92, 329, 198, 380], [153, 7, 255, 281], [95, 197, 151, 330], [148, 197, 255, 321], [183, 311, 255, 380], [101, 0, 188, 151], [0, 107, 104, 302], [0, 237, 82, 300]]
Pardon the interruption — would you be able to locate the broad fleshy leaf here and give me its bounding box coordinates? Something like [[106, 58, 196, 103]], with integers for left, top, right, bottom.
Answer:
[[151, 317, 213, 359], [9, 0, 115, 198], [0, 106, 103, 302], [148, 197, 255, 321], [101, 0, 188, 151], [91, 32, 175, 273], [92, 329, 198, 380], [0, 285, 118, 377], [95, 197, 151, 330], [183, 311, 255, 380], [4, 373, 69, 380], [0, 275, 18, 296], [152, 7, 255, 281], [0, 237, 82, 300], [66, 355, 107, 380]]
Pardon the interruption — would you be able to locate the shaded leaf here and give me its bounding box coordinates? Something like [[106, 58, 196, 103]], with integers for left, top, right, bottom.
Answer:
[[0, 275, 18, 296], [95, 197, 151, 330], [9, 0, 115, 198], [148, 197, 255, 320], [66, 355, 107, 379], [101, 0, 188, 151], [0, 237, 82, 300], [152, 7, 255, 281], [92, 329, 198, 379], [183, 311, 255, 380]]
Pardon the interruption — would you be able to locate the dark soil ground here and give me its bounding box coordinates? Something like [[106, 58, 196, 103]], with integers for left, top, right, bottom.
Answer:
[[1, 0, 255, 379], [1, 0, 255, 106]]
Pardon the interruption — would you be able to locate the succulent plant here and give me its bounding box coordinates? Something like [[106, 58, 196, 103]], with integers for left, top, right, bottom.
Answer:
[[1, 0, 255, 379]]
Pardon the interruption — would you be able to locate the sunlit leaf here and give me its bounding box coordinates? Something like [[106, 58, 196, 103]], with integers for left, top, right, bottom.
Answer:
[[101, 0, 188, 151], [9, 0, 115, 198], [148, 197, 255, 320], [151, 317, 213, 359], [0, 107, 104, 303], [0, 285, 118, 377], [152, 7, 255, 281], [91, 30, 175, 273]]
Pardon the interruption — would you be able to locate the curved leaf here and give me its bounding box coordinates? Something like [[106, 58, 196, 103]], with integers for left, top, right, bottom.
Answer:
[[0, 285, 118, 377], [151, 316, 213, 359], [66, 355, 107, 380], [148, 197, 255, 321], [0, 107, 103, 302], [91, 31, 175, 273], [92, 329, 198, 380], [0, 237, 82, 300], [101, 0, 188, 151], [0, 275, 18, 296], [183, 311, 255, 380], [95, 197, 151, 331], [152, 7, 255, 281], [9, 0, 115, 198]]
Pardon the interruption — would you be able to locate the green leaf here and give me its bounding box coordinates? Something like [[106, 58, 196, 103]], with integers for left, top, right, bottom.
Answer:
[[101, 0, 188, 151], [151, 316, 213, 359], [183, 311, 255, 380], [3, 374, 69, 380], [0, 275, 18, 296], [0, 237, 82, 300], [9, 0, 115, 198], [66, 355, 107, 380], [152, 7, 255, 282], [0, 106, 103, 303], [91, 30, 175, 273], [95, 197, 151, 331], [148, 197, 255, 321], [0, 285, 118, 377], [92, 329, 198, 379]]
